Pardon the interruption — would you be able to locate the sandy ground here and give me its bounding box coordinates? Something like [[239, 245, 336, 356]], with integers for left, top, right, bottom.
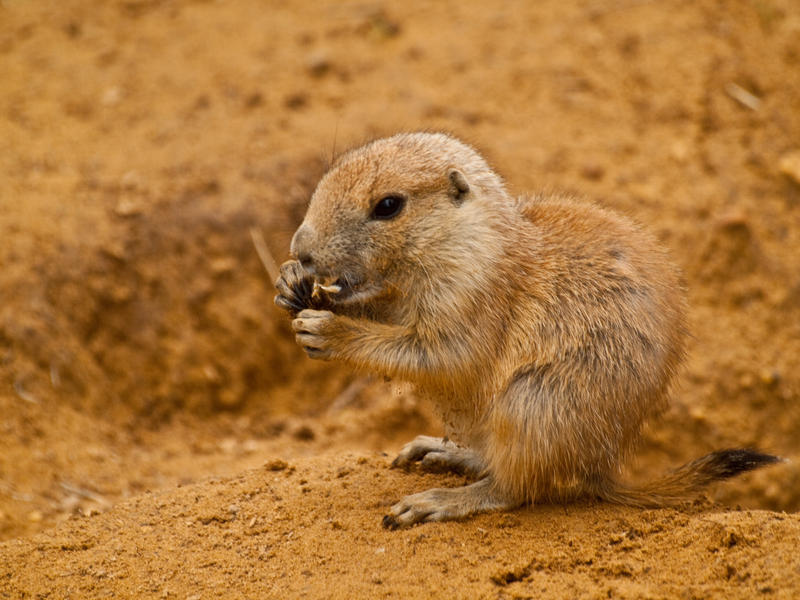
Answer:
[[1, 0, 799, 597], [3, 454, 800, 599]]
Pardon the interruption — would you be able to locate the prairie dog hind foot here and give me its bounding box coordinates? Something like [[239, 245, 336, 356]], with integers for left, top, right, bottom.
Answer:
[[382, 477, 517, 529], [391, 436, 486, 477]]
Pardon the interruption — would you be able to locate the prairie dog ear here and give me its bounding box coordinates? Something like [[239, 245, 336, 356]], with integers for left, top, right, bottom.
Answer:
[[448, 169, 470, 204]]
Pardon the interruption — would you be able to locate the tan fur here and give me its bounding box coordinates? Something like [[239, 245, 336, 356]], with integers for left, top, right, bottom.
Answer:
[[275, 132, 773, 527]]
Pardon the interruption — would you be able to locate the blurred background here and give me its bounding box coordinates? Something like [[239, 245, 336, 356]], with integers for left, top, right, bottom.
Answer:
[[0, 0, 798, 540]]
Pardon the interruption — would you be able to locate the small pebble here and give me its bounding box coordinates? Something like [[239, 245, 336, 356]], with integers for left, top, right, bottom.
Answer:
[[27, 510, 43, 523], [580, 163, 605, 181], [264, 459, 288, 471], [778, 150, 800, 185], [306, 51, 331, 77]]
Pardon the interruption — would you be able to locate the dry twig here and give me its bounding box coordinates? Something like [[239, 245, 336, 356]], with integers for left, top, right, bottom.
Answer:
[[725, 82, 761, 111], [249, 227, 280, 283]]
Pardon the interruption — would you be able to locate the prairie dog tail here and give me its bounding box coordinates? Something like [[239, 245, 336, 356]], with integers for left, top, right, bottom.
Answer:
[[601, 449, 783, 508]]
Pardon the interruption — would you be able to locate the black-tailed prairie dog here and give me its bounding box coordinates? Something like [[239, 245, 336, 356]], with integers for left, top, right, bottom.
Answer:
[[275, 132, 779, 528]]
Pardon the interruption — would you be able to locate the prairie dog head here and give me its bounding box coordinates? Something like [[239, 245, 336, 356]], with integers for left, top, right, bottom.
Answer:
[[290, 132, 507, 306]]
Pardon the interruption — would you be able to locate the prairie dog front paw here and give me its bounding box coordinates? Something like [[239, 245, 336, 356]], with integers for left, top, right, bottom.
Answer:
[[274, 260, 335, 317], [292, 309, 339, 360]]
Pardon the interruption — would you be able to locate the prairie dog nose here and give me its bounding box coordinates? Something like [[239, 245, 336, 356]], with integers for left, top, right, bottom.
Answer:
[[290, 224, 315, 271]]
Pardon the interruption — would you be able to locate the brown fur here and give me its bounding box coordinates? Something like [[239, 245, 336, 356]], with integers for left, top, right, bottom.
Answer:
[[274, 132, 778, 528]]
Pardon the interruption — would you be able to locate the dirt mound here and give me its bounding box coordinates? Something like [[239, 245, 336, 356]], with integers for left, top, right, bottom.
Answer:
[[2, 454, 799, 599]]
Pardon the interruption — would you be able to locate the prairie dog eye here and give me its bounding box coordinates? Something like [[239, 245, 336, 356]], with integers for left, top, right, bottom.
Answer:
[[371, 195, 405, 220]]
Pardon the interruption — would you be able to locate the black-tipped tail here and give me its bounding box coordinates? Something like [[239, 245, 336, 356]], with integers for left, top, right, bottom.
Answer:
[[601, 448, 783, 508], [700, 448, 783, 480]]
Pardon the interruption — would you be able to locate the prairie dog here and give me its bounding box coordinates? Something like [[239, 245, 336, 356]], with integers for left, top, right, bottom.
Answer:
[[275, 132, 779, 528]]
